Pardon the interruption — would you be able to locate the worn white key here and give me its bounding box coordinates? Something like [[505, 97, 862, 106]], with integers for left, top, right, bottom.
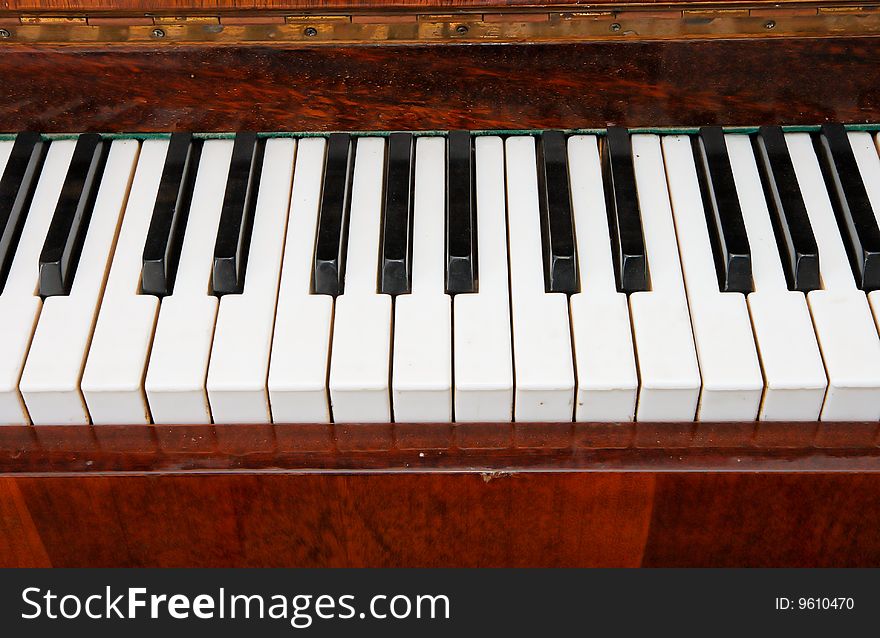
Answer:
[[207, 139, 295, 424], [0, 141, 75, 425], [505, 136, 574, 421], [629, 134, 701, 421], [726, 134, 826, 420], [392, 137, 452, 422], [21, 140, 139, 424], [567, 135, 638, 422], [662, 135, 763, 420], [268, 138, 333, 423], [787, 132, 880, 420], [82, 140, 169, 424], [850, 132, 880, 324], [145, 140, 233, 424], [328, 138, 392, 422], [454, 136, 514, 422]]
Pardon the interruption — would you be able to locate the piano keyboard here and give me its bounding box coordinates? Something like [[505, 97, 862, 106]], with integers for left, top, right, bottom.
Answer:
[[1, 126, 880, 426]]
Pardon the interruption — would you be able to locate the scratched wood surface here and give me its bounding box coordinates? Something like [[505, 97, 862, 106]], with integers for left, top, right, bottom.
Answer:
[[2, 472, 879, 567], [0, 0, 854, 13], [0, 38, 879, 133]]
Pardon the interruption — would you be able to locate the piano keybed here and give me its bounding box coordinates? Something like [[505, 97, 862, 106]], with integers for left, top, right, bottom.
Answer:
[[1, 127, 880, 431]]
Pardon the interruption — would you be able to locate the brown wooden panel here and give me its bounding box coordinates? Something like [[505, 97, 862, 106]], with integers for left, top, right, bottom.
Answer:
[[0, 37, 878, 133], [3, 472, 880, 567], [1, 423, 880, 473], [0, 0, 686, 13], [11, 473, 656, 567], [643, 473, 880, 567], [0, 478, 50, 567]]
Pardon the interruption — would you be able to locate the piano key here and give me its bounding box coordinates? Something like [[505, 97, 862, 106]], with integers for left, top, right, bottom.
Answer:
[[329, 137, 392, 422], [268, 138, 334, 423], [38, 133, 108, 297], [453, 136, 514, 422], [145, 140, 233, 424], [754, 126, 820, 292], [0, 133, 47, 293], [20, 140, 139, 424], [537, 130, 578, 294], [313, 133, 354, 296], [694, 126, 753, 293], [212, 131, 263, 296], [82, 140, 169, 424], [663, 134, 763, 420], [392, 137, 452, 422], [207, 138, 294, 423], [379, 132, 414, 296], [726, 133, 826, 421], [628, 134, 701, 421], [786, 131, 880, 420], [505, 135, 574, 421], [141, 132, 200, 297], [602, 127, 648, 293], [816, 123, 880, 290], [567, 135, 638, 421], [0, 141, 75, 425], [845, 131, 880, 324], [445, 130, 477, 295]]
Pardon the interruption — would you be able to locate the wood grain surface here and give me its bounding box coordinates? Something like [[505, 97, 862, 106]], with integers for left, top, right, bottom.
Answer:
[[0, 0, 834, 13], [0, 38, 878, 132], [2, 472, 879, 567]]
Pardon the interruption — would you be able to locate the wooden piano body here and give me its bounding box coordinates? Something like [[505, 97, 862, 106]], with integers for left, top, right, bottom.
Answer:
[[1, 0, 880, 567]]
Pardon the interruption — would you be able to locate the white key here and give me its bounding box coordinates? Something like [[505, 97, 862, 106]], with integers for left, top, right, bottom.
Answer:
[[328, 138, 392, 422], [207, 139, 295, 423], [629, 134, 701, 421], [0, 141, 12, 172], [20, 140, 139, 425], [0, 141, 75, 425], [505, 136, 574, 421], [850, 131, 880, 323], [268, 138, 333, 423], [453, 137, 514, 422], [662, 135, 763, 420], [145, 140, 233, 424], [392, 137, 452, 422], [787, 132, 880, 420], [726, 134, 826, 420], [82, 141, 169, 424], [567, 135, 638, 422]]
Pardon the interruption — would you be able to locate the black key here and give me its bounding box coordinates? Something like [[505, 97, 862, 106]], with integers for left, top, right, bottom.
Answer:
[[0, 132, 47, 293], [39, 133, 108, 297], [694, 126, 753, 294], [379, 132, 415, 295], [602, 127, 648, 293], [212, 132, 264, 296], [313, 133, 354, 296], [537, 131, 579, 294], [754, 126, 820, 292], [446, 130, 477, 294], [141, 133, 200, 296], [815, 123, 880, 291]]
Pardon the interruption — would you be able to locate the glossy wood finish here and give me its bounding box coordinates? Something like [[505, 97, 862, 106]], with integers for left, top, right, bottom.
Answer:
[[0, 38, 879, 133], [0, 422, 877, 473], [1, 471, 879, 567], [0, 0, 839, 12]]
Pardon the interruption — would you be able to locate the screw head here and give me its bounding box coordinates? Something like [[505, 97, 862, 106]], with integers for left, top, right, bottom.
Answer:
[[151, 28, 166, 38], [0, 28, 10, 38], [610, 22, 622, 32], [455, 24, 469, 34], [764, 20, 776, 29], [304, 26, 318, 36]]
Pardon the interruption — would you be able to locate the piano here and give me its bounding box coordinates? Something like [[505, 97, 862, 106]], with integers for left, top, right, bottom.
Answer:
[[1, 0, 879, 567]]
